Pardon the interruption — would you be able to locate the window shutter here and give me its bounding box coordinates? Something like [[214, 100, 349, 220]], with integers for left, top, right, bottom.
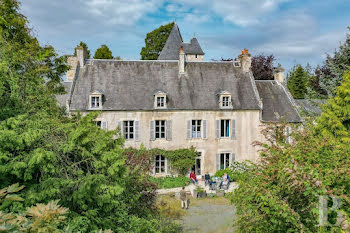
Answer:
[[135, 121, 140, 141], [150, 120, 155, 141], [101, 120, 108, 131], [216, 120, 220, 139], [231, 119, 236, 139], [117, 121, 123, 135], [216, 154, 220, 171], [202, 120, 208, 139], [166, 120, 172, 141], [187, 120, 191, 139], [166, 158, 170, 175]]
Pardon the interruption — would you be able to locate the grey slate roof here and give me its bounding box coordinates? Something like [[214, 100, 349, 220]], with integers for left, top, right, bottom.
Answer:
[[56, 82, 72, 107], [294, 99, 327, 116], [158, 23, 204, 60], [255, 80, 302, 123], [69, 60, 261, 111], [182, 38, 204, 55]]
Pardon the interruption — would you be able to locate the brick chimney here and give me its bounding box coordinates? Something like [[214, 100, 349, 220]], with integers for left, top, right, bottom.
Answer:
[[179, 46, 185, 74], [274, 67, 285, 83], [76, 45, 88, 68], [238, 49, 251, 72]]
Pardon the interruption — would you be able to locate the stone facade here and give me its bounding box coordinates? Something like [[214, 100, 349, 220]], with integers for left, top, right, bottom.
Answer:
[[89, 109, 263, 175], [185, 54, 204, 62]]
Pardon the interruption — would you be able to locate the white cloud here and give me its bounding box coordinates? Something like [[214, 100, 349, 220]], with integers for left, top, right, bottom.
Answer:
[[84, 0, 163, 25], [169, 0, 289, 26]]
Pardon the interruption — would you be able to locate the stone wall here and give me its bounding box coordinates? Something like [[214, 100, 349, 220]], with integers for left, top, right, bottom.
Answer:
[[185, 54, 204, 62], [66, 56, 78, 82]]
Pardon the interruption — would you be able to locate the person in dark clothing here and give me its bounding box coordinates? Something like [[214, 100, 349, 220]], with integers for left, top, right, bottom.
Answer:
[[204, 171, 211, 186]]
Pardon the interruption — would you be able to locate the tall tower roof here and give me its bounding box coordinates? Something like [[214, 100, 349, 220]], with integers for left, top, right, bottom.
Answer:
[[158, 23, 204, 60]]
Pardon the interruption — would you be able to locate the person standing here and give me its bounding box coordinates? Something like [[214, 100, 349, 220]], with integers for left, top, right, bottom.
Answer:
[[204, 171, 211, 186], [180, 186, 188, 209]]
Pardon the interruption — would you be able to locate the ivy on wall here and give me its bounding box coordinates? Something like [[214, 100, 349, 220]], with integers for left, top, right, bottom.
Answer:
[[124, 146, 197, 176]]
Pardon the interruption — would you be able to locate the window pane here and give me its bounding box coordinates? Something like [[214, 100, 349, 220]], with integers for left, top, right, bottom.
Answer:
[[221, 120, 225, 137], [225, 154, 230, 168], [226, 120, 230, 137], [220, 153, 224, 169]]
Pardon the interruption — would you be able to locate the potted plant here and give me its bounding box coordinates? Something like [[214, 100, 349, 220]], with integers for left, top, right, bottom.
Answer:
[[196, 186, 207, 198]]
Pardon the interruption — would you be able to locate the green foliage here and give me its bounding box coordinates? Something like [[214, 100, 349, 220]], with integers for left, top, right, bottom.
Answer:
[[74, 41, 91, 58], [214, 162, 247, 182], [149, 176, 190, 189], [318, 27, 350, 96], [93, 44, 113, 59], [287, 65, 310, 99], [151, 147, 197, 176], [140, 22, 174, 60], [314, 71, 350, 144], [231, 86, 350, 233]]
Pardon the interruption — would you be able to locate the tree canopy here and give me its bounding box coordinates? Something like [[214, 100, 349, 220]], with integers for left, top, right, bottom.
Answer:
[[287, 65, 310, 99], [140, 22, 174, 60], [93, 44, 113, 59], [251, 54, 275, 80], [74, 41, 90, 58]]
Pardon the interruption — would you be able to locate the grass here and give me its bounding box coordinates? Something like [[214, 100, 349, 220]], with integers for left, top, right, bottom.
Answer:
[[150, 176, 190, 189], [156, 193, 187, 219]]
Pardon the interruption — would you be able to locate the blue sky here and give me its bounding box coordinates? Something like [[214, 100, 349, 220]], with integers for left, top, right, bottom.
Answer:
[[21, 0, 350, 71]]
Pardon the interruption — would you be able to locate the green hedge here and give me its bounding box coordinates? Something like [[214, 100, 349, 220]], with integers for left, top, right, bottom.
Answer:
[[150, 176, 190, 189]]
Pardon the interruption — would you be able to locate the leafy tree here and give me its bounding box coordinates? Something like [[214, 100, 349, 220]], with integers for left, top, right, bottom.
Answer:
[[287, 65, 309, 99], [93, 44, 113, 59], [140, 22, 174, 60], [0, 0, 68, 121], [230, 72, 350, 232], [251, 54, 275, 80], [317, 27, 350, 96], [74, 41, 91, 58]]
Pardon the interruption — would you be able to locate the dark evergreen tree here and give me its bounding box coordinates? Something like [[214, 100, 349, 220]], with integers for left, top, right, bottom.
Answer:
[[140, 22, 174, 60], [93, 44, 113, 59], [287, 65, 309, 99]]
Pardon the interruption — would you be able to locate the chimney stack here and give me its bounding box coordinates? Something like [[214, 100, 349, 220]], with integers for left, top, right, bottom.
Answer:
[[274, 67, 285, 83], [179, 46, 185, 74], [76, 45, 87, 68], [238, 49, 251, 72]]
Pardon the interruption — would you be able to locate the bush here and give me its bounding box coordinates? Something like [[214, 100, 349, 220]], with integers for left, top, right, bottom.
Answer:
[[214, 161, 248, 182], [149, 176, 190, 189]]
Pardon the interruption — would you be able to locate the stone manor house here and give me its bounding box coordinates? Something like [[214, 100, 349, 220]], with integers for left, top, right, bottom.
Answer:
[[57, 23, 302, 176]]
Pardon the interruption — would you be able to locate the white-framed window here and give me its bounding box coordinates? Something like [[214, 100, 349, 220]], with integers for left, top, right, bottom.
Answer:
[[220, 153, 230, 170], [89, 92, 103, 110], [220, 94, 232, 108], [220, 119, 230, 138], [191, 120, 202, 138], [154, 91, 167, 109], [95, 120, 107, 130], [155, 120, 166, 139], [157, 96, 165, 108], [123, 121, 134, 140], [155, 155, 166, 174], [234, 59, 241, 67]]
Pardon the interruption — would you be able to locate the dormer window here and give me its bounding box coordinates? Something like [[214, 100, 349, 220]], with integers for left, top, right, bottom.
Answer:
[[234, 59, 241, 67], [154, 91, 167, 109], [157, 96, 165, 108], [219, 91, 232, 109], [89, 90, 103, 110], [222, 96, 230, 107]]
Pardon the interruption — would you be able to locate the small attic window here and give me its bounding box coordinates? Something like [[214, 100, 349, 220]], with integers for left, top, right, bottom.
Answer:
[[219, 91, 232, 109], [154, 91, 167, 109], [89, 91, 103, 110], [195, 54, 198, 58], [234, 59, 241, 67]]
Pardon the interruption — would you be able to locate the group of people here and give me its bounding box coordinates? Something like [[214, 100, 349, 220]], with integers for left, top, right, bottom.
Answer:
[[190, 170, 231, 190], [180, 171, 231, 209]]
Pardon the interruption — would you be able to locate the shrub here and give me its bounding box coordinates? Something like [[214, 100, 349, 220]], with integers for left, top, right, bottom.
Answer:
[[214, 161, 248, 182], [149, 176, 190, 189]]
